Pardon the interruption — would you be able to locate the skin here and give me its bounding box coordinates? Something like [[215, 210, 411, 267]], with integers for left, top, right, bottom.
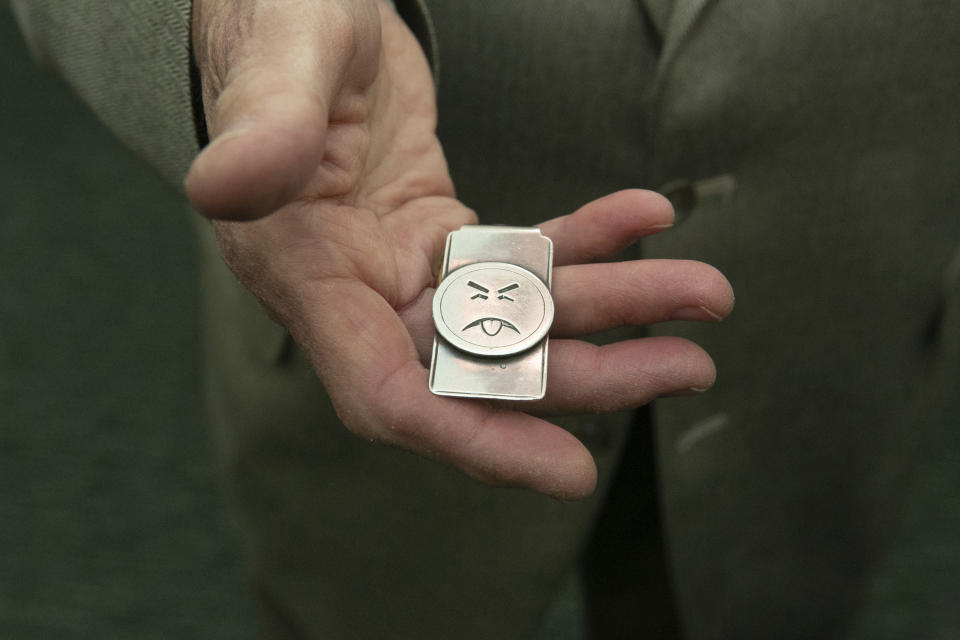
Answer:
[[184, 0, 735, 500]]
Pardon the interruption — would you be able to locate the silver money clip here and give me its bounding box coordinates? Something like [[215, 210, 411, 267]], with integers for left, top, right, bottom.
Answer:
[[429, 225, 554, 400]]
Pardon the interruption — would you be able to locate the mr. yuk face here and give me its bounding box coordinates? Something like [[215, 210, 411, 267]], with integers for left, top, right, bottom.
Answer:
[[433, 262, 554, 357], [462, 280, 521, 336]]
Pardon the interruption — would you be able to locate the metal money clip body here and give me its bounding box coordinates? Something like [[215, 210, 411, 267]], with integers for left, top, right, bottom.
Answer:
[[429, 225, 554, 400]]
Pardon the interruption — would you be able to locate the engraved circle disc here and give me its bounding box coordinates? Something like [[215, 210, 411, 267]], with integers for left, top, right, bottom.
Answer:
[[433, 261, 554, 358]]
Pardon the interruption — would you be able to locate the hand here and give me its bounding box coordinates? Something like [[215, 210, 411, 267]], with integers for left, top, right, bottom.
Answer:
[[185, 0, 734, 500]]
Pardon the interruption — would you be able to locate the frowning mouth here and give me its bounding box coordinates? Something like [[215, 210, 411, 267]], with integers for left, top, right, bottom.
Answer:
[[462, 317, 520, 337]]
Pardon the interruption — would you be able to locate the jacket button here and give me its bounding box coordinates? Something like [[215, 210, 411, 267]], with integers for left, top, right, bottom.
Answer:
[[660, 179, 696, 224], [660, 174, 737, 224]]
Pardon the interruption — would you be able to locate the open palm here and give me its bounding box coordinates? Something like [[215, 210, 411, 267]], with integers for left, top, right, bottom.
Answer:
[[186, 0, 733, 499]]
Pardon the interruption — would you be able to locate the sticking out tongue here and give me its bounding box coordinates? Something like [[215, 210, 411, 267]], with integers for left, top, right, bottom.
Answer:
[[481, 319, 503, 336]]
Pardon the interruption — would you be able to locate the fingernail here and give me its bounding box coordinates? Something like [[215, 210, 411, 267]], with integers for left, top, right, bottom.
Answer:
[[699, 305, 724, 321], [672, 305, 724, 322], [193, 128, 251, 167], [207, 127, 252, 148], [689, 386, 711, 393], [184, 128, 251, 191]]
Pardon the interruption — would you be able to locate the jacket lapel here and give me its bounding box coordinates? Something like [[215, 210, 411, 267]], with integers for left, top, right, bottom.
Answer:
[[659, 0, 715, 71]]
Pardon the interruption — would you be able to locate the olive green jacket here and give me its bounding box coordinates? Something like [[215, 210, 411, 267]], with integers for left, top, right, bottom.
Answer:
[[13, 1, 960, 638]]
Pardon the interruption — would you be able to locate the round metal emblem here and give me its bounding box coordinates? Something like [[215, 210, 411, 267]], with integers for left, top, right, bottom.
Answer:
[[432, 261, 554, 357]]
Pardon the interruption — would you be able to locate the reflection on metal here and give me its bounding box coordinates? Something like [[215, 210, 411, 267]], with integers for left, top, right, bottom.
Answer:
[[429, 226, 554, 400]]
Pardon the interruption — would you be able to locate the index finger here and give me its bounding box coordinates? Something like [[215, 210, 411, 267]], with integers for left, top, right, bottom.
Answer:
[[538, 189, 675, 266]]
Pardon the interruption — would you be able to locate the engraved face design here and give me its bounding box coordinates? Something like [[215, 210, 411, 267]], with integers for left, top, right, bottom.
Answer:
[[460, 281, 521, 337], [432, 262, 554, 357]]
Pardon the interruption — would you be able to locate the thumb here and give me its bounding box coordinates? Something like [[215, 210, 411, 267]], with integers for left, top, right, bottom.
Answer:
[[184, 1, 381, 220]]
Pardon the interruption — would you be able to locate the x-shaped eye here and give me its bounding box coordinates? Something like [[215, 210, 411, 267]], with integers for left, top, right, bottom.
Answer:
[[497, 283, 519, 301], [468, 281, 489, 300]]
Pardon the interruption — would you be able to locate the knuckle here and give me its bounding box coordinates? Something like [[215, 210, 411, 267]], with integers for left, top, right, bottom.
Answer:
[[193, 1, 250, 88]]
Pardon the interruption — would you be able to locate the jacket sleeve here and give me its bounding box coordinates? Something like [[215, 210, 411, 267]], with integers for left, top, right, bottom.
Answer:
[[11, 0, 200, 186], [10, 0, 438, 189]]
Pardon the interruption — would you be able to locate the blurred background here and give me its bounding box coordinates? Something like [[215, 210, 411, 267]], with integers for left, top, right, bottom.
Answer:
[[2, 2, 959, 638], [0, 5, 256, 637]]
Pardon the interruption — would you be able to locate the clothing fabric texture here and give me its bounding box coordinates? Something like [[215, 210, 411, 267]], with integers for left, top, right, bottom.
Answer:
[[13, 0, 960, 638]]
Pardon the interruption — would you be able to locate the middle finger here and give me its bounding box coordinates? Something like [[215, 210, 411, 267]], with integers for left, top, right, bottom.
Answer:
[[550, 259, 734, 337]]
